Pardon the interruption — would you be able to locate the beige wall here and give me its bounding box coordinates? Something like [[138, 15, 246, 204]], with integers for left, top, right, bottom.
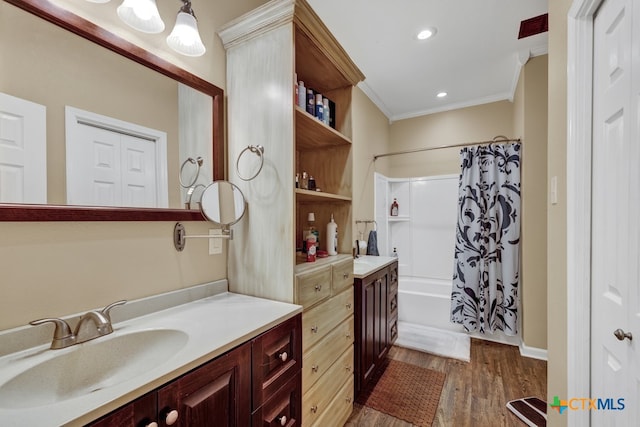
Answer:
[[351, 87, 391, 242], [519, 55, 549, 350], [388, 101, 514, 177], [0, 0, 268, 331], [547, 1, 572, 426]]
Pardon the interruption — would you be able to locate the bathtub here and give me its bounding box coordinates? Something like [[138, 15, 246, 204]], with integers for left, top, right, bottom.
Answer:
[[397, 276, 464, 333], [395, 276, 471, 361]]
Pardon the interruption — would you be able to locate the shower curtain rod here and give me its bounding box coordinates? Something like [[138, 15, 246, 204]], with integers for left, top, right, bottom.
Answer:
[[372, 135, 521, 161]]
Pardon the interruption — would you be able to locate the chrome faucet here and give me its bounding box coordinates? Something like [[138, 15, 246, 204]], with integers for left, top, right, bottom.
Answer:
[[30, 300, 126, 349]]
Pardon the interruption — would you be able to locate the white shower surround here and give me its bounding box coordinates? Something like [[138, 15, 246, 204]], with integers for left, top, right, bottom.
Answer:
[[375, 173, 522, 359]]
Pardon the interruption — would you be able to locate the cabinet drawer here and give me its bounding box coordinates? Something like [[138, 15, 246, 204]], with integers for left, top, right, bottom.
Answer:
[[311, 375, 354, 427], [302, 346, 354, 427], [252, 372, 301, 427], [302, 315, 353, 393], [389, 316, 398, 346], [331, 258, 354, 295], [389, 288, 398, 318], [252, 314, 302, 410], [295, 266, 332, 309], [302, 288, 354, 351]]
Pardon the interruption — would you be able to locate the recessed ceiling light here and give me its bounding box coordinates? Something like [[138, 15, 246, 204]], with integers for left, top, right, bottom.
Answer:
[[417, 27, 437, 40], [437, 92, 448, 98]]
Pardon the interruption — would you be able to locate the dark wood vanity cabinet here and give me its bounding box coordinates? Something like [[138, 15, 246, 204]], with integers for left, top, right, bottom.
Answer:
[[354, 261, 398, 398], [88, 314, 301, 427]]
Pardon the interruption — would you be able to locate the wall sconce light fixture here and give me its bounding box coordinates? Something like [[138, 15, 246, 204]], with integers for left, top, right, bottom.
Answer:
[[88, 0, 206, 57]]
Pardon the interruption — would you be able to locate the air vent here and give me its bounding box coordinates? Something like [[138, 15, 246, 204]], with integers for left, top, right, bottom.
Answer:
[[518, 13, 548, 39]]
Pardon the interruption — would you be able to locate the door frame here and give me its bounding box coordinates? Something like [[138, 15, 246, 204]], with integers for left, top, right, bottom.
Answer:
[[567, 0, 605, 426]]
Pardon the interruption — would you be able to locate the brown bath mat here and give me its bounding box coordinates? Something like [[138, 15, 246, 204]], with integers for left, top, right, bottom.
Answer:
[[356, 358, 446, 426], [506, 397, 547, 426]]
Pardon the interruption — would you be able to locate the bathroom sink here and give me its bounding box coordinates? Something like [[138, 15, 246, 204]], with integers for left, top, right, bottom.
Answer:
[[0, 328, 188, 408]]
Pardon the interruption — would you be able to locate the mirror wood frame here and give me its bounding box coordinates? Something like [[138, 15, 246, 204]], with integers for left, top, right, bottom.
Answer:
[[1, 0, 224, 221]]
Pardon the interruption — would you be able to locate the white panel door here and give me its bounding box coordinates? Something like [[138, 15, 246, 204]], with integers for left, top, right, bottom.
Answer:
[[591, 0, 639, 424], [0, 92, 46, 203], [67, 123, 158, 207]]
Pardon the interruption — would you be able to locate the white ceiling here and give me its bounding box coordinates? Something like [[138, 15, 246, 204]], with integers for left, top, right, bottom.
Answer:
[[306, 0, 548, 122]]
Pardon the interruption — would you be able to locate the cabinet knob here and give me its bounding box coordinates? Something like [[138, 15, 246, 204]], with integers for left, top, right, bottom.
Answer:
[[310, 405, 318, 414], [345, 332, 351, 339], [343, 273, 349, 279], [346, 303, 352, 309], [311, 364, 319, 373], [311, 325, 318, 333], [277, 415, 287, 426], [345, 365, 351, 373], [165, 409, 179, 426], [346, 397, 352, 404], [279, 351, 288, 362], [314, 284, 322, 292]]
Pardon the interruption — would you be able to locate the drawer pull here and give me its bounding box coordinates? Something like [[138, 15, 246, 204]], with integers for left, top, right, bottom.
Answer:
[[343, 273, 349, 279], [315, 284, 322, 292], [277, 415, 287, 426], [310, 405, 318, 414], [311, 364, 319, 373], [165, 409, 179, 426], [345, 332, 351, 339], [346, 303, 352, 309], [345, 365, 352, 373], [279, 351, 288, 362], [311, 325, 318, 333], [346, 397, 352, 404]]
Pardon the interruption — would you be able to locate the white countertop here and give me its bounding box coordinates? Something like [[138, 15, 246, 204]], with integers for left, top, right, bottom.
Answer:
[[353, 255, 398, 278], [0, 289, 302, 426]]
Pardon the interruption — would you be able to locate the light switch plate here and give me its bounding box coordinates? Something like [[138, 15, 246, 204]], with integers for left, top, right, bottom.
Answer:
[[209, 229, 223, 255]]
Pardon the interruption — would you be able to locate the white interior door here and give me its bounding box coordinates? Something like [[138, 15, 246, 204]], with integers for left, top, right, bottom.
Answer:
[[0, 92, 46, 203], [591, 0, 639, 423], [65, 106, 168, 208]]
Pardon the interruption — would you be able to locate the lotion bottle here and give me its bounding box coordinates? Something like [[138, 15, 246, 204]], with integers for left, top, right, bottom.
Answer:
[[327, 214, 338, 255]]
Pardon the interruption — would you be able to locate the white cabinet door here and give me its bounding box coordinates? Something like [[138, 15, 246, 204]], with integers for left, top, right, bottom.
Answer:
[[0, 92, 46, 203]]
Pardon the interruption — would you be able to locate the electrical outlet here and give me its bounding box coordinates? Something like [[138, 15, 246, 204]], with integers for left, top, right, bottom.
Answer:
[[209, 229, 223, 255]]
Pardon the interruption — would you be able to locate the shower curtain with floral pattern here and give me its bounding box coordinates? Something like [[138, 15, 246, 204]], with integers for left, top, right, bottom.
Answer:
[[450, 142, 521, 335]]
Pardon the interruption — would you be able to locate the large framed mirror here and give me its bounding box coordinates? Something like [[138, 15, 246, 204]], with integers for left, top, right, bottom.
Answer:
[[0, 0, 224, 221]]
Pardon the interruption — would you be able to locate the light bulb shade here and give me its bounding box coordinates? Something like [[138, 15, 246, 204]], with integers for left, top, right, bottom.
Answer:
[[166, 12, 206, 57], [117, 0, 165, 34]]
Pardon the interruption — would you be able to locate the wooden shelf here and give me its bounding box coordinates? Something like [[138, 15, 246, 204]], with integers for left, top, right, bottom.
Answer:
[[296, 189, 351, 202], [295, 106, 351, 150]]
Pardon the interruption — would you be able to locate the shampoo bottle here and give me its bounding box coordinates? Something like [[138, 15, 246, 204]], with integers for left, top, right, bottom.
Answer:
[[390, 198, 399, 216], [327, 214, 338, 256]]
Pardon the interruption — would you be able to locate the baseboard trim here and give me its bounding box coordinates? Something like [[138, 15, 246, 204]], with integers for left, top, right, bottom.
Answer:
[[519, 342, 548, 361]]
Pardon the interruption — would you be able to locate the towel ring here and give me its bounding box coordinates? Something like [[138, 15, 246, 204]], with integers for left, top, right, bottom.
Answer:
[[179, 156, 203, 188], [236, 145, 264, 181]]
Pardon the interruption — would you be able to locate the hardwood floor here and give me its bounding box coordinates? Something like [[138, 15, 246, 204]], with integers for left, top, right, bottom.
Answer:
[[345, 339, 547, 427]]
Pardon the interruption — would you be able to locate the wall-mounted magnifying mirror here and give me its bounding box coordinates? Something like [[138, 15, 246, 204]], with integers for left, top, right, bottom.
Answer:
[[173, 181, 247, 251], [200, 181, 247, 226]]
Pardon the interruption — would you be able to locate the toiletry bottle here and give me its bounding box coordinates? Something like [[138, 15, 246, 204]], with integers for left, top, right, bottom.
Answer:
[[308, 175, 316, 191], [323, 97, 330, 126], [294, 73, 298, 106], [306, 89, 315, 116], [392, 247, 398, 257], [390, 198, 399, 216], [301, 171, 309, 190], [298, 81, 306, 108], [295, 173, 299, 188], [315, 93, 324, 122], [307, 212, 319, 250], [327, 214, 338, 256], [306, 230, 317, 262]]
